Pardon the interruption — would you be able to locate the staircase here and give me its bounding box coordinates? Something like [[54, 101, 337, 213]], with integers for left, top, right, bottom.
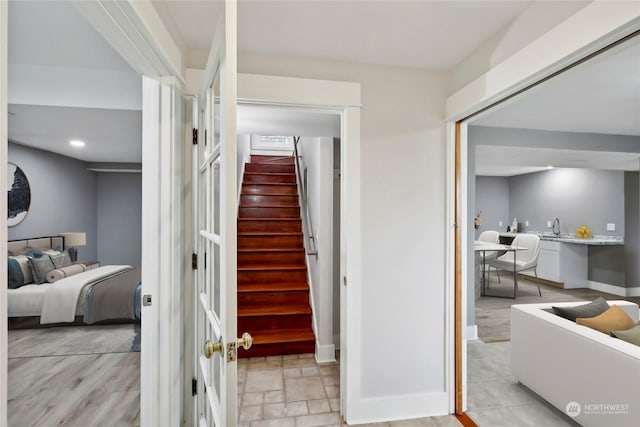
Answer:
[[237, 155, 316, 357]]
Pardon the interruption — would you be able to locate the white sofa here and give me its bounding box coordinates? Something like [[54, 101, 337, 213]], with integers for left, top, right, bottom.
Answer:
[[511, 301, 640, 427]]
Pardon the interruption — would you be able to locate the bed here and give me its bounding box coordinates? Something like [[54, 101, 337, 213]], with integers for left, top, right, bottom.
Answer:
[[7, 236, 142, 326]]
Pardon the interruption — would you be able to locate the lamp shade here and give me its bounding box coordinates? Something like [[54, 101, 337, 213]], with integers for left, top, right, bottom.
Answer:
[[59, 232, 86, 247]]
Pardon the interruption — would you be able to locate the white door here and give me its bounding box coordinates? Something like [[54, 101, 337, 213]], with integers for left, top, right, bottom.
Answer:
[[193, 2, 248, 426]]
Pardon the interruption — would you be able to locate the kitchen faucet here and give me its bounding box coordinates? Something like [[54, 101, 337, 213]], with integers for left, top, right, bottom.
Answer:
[[552, 217, 560, 236]]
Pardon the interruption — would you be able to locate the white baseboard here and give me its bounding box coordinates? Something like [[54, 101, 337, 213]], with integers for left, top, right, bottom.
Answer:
[[315, 342, 336, 364], [465, 325, 478, 341], [346, 392, 448, 425], [588, 281, 640, 297]]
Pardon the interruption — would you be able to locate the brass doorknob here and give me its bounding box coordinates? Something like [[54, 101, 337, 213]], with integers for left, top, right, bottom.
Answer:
[[204, 339, 223, 359], [237, 332, 253, 350]]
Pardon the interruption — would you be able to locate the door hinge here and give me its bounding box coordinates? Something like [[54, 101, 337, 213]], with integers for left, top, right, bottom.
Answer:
[[192, 253, 198, 270], [192, 378, 197, 396], [226, 341, 237, 362], [192, 128, 198, 145]]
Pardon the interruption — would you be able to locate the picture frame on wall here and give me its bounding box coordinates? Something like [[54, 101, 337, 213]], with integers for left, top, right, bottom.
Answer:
[[8, 162, 31, 227]]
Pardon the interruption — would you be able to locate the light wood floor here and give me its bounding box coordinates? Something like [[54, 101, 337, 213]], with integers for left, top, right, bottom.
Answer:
[[476, 274, 640, 342], [8, 352, 140, 427]]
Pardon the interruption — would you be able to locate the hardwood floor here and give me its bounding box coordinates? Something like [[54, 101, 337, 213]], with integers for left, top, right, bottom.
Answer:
[[476, 274, 640, 342], [8, 351, 140, 426]]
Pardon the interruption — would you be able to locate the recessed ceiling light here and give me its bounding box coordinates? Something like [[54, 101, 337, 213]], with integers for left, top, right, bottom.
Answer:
[[70, 139, 85, 148], [547, 165, 554, 169]]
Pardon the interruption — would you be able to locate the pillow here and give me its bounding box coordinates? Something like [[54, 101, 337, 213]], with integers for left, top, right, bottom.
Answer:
[[27, 255, 56, 284], [8, 257, 25, 289], [552, 297, 610, 321], [8, 246, 29, 256], [25, 250, 45, 259], [47, 264, 86, 283], [611, 322, 640, 346], [48, 251, 72, 268], [576, 305, 636, 334], [10, 255, 33, 285]]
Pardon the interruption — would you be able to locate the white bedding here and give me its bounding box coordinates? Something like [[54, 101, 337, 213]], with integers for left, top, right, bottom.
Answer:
[[8, 265, 132, 324]]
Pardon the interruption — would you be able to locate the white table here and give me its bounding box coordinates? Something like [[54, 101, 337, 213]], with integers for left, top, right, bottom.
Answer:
[[474, 241, 528, 299]]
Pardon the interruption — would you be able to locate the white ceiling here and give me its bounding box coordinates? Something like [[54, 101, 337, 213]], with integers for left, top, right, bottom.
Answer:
[[476, 146, 640, 177], [238, 105, 340, 138], [155, 0, 532, 69], [8, 0, 639, 170], [473, 35, 640, 176], [8, 104, 142, 163]]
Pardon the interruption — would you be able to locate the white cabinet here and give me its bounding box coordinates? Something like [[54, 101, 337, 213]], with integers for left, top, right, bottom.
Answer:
[[521, 240, 587, 288], [537, 241, 560, 282]]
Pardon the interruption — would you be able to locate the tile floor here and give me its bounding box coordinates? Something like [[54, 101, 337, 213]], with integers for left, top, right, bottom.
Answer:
[[237, 353, 463, 427], [466, 340, 580, 426]]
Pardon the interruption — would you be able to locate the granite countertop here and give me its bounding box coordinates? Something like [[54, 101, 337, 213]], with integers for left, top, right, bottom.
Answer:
[[498, 231, 624, 246]]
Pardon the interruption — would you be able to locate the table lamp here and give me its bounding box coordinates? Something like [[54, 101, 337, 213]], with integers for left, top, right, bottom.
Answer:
[[59, 232, 86, 262]]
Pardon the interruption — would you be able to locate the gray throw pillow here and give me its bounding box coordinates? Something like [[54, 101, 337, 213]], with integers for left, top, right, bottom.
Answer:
[[610, 322, 640, 346], [49, 251, 72, 268], [28, 255, 56, 284], [552, 297, 610, 322]]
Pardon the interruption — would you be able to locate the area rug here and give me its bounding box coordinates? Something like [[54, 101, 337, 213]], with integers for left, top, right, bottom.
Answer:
[[8, 323, 141, 358]]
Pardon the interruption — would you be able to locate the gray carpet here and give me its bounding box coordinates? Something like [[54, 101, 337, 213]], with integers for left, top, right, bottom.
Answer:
[[8, 323, 141, 358], [475, 274, 640, 342]]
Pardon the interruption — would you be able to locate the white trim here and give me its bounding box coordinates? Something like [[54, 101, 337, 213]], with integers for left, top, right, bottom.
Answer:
[[236, 75, 361, 422], [315, 343, 336, 364], [588, 281, 640, 297], [349, 392, 449, 424], [444, 122, 456, 414], [446, 3, 640, 418], [238, 73, 361, 107], [0, 2, 8, 425], [74, 1, 183, 81], [465, 325, 478, 341], [446, 2, 640, 120]]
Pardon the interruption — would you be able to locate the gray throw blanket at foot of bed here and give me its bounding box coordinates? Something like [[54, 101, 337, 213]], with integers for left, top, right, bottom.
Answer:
[[84, 268, 141, 324]]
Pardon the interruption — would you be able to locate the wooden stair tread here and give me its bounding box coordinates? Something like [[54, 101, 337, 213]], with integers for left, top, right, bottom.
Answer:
[[238, 305, 311, 316], [240, 206, 300, 209], [238, 232, 302, 236], [238, 248, 305, 253], [250, 329, 315, 344], [238, 265, 306, 271], [238, 282, 309, 292], [242, 182, 296, 186], [245, 172, 295, 176]]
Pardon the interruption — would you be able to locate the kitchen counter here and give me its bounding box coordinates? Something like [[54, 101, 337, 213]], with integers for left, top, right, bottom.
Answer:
[[499, 231, 623, 246]]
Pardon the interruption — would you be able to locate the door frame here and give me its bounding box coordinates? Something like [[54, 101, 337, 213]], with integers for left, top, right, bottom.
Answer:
[[237, 73, 361, 422], [1, 1, 9, 423], [447, 3, 640, 415]]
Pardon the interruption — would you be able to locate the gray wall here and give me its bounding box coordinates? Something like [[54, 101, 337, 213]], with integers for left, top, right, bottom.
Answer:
[[96, 173, 142, 266], [8, 143, 98, 261], [624, 171, 640, 288], [509, 168, 625, 236], [468, 126, 640, 326], [475, 176, 509, 237]]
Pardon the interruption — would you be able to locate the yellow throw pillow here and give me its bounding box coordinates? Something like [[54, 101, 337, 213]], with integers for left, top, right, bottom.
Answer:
[[576, 305, 636, 334]]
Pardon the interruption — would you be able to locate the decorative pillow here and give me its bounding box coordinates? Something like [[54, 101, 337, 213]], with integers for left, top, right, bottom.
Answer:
[[610, 322, 640, 346], [10, 255, 33, 285], [27, 255, 56, 284], [48, 251, 72, 268], [552, 297, 610, 322], [25, 250, 45, 259], [8, 257, 25, 289], [576, 305, 636, 334], [47, 264, 86, 283]]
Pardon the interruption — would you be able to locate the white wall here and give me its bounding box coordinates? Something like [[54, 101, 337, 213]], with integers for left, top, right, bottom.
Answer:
[[239, 52, 449, 420], [450, 0, 591, 93], [299, 136, 335, 361], [237, 133, 251, 201]]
